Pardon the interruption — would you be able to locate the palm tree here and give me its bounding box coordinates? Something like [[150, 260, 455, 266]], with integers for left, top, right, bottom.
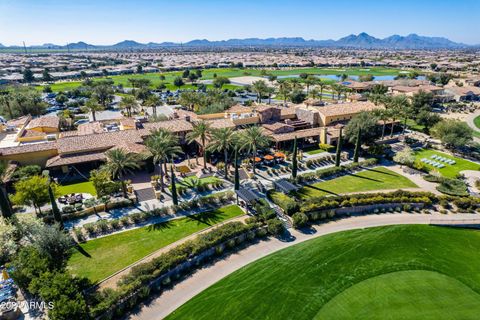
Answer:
[[83, 98, 104, 122], [277, 80, 291, 107], [178, 91, 201, 111], [145, 129, 183, 191], [238, 126, 272, 177], [0, 161, 13, 219], [317, 81, 327, 101], [207, 128, 237, 178], [144, 94, 161, 116], [252, 80, 268, 103], [266, 86, 275, 105], [373, 108, 390, 140], [187, 121, 212, 169], [385, 95, 409, 137], [119, 95, 138, 117], [304, 75, 317, 95], [104, 149, 141, 198], [309, 88, 320, 100], [289, 78, 304, 92]]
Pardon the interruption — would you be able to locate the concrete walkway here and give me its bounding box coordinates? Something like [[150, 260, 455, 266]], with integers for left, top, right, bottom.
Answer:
[[128, 212, 477, 320], [385, 163, 441, 194]]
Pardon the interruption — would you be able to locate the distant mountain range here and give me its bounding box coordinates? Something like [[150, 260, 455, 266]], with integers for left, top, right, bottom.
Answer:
[[1, 33, 476, 50]]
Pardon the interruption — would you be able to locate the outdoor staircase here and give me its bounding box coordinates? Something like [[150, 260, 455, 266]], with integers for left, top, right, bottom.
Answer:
[[135, 187, 156, 202]]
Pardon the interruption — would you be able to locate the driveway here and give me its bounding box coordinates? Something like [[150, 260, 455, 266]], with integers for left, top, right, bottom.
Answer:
[[128, 212, 477, 320]]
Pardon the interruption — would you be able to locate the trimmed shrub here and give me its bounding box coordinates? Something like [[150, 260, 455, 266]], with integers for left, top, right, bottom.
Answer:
[[267, 219, 285, 236], [292, 212, 309, 229]]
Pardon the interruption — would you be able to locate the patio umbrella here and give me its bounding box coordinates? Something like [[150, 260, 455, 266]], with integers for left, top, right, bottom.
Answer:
[[274, 152, 286, 158], [264, 155, 274, 160], [252, 157, 262, 163]]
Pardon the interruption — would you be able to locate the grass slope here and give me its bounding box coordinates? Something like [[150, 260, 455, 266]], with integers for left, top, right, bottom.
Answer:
[[168, 225, 480, 320], [297, 166, 417, 198], [414, 148, 480, 178], [67, 205, 244, 283]]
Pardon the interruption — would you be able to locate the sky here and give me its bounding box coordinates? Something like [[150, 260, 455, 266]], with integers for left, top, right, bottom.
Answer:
[[1, 0, 479, 46]]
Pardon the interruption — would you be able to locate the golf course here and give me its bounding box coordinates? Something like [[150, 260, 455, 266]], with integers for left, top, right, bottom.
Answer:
[[167, 225, 480, 320]]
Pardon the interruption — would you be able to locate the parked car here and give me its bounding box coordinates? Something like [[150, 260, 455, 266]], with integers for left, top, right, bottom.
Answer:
[[74, 119, 89, 126]]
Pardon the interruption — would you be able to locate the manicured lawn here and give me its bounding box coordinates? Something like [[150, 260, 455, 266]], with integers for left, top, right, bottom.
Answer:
[[414, 148, 480, 178], [167, 225, 480, 320], [296, 166, 417, 198], [406, 118, 425, 132], [474, 115, 480, 130], [303, 147, 327, 155], [181, 176, 222, 185], [67, 205, 244, 283], [57, 181, 97, 196]]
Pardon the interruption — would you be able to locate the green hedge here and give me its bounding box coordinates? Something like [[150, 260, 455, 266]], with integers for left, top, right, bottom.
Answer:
[[300, 190, 436, 214]]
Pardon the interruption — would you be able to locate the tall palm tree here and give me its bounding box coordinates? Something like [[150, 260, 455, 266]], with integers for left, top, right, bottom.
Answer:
[[119, 95, 138, 118], [144, 94, 161, 116], [277, 80, 291, 107], [238, 126, 272, 177], [373, 108, 390, 140], [104, 149, 141, 198], [309, 88, 320, 100], [304, 75, 317, 95], [83, 98, 104, 122], [145, 129, 183, 191], [207, 128, 237, 178], [252, 80, 268, 103], [187, 121, 211, 169], [289, 78, 304, 92], [317, 81, 327, 101], [178, 91, 201, 111]]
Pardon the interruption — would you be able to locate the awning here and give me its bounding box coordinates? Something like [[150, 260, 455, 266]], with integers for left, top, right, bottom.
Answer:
[[274, 179, 299, 193], [235, 188, 261, 204]]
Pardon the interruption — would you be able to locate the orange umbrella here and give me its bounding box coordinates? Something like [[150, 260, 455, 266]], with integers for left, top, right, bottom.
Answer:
[[264, 155, 274, 160], [252, 157, 262, 163], [274, 152, 286, 158]]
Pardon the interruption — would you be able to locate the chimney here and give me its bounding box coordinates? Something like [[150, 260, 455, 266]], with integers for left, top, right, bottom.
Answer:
[[184, 115, 191, 122]]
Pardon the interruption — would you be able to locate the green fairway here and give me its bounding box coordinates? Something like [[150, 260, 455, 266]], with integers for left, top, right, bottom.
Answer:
[[316, 270, 480, 320], [414, 148, 480, 178], [58, 181, 97, 196], [67, 205, 244, 283], [474, 115, 480, 130], [37, 67, 410, 92], [167, 225, 480, 320], [296, 166, 417, 198]]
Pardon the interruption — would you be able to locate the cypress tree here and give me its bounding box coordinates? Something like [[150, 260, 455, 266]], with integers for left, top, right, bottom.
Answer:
[[234, 148, 240, 191], [0, 187, 12, 219], [353, 128, 362, 163], [48, 182, 63, 229], [170, 165, 178, 206], [335, 127, 343, 167], [292, 136, 298, 179]]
